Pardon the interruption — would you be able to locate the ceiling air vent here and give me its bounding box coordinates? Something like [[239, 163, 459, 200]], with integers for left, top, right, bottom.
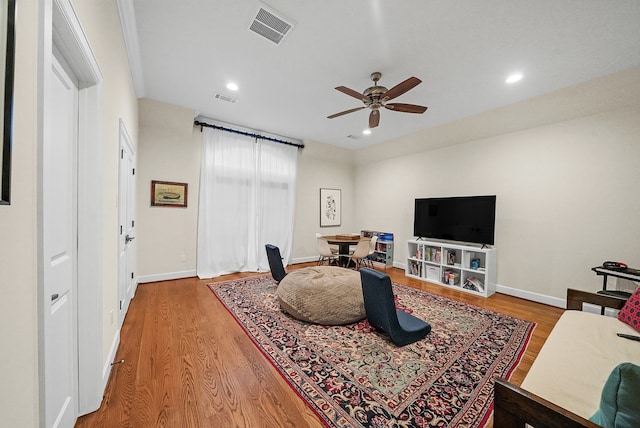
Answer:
[[248, 5, 294, 45], [214, 93, 238, 104]]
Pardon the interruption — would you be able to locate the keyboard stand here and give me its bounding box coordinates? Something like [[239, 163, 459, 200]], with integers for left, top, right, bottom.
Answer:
[[591, 266, 640, 314]]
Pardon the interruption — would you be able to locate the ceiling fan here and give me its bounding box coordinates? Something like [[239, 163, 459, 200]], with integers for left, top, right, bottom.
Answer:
[[327, 72, 428, 129]]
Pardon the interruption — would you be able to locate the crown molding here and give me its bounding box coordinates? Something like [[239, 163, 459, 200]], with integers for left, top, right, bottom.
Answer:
[[115, 0, 145, 98]]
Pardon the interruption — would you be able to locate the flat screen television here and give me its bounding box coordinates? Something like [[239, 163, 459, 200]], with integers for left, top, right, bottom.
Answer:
[[413, 195, 496, 245]]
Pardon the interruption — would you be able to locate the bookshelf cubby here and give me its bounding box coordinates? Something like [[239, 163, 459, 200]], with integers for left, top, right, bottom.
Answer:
[[361, 230, 393, 267], [406, 239, 496, 297]]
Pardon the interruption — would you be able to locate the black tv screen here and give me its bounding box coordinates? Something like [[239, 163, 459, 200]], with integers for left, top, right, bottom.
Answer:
[[413, 196, 496, 245]]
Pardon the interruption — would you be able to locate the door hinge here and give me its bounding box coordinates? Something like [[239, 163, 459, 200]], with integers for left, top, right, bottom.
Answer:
[[132, 168, 135, 175], [120, 149, 124, 159], [131, 272, 134, 279], [120, 225, 123, 234], [119, 300, 123, 310], [131, 220, 135, 227]]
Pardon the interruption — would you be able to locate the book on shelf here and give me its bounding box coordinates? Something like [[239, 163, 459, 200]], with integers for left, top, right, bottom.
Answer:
[[442, 270, 459, 286], [409, 261, 422, 276], [445, 250, 456, 265], [463, 276, 485, 293]]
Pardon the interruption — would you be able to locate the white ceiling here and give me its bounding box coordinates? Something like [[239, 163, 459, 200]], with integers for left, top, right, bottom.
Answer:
[[127, 0, 640, 149]]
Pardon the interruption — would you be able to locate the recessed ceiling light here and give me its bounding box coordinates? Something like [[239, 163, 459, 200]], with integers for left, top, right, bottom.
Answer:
[[506, 73, 523, 84], [362, 129, 371, 135], [226, 82, 239, 91]]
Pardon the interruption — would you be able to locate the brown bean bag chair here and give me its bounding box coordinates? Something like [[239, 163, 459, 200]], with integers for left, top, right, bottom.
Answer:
[[276, 266, 365, 325]]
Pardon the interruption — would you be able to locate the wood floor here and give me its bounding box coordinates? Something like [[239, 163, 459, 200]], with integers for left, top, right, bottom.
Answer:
[[75, 263, 564, 428]]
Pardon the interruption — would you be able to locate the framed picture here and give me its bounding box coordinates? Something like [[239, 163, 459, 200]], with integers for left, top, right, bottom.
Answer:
[[151, 180, 188, 207], [320, 188, 341, 227], [1, 0, 16, 205]]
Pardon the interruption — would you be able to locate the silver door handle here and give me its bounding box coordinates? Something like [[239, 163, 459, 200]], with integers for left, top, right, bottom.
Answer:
[[125, 235, 135, 243]]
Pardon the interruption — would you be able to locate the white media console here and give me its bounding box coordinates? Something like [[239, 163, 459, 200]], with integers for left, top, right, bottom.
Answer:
[[406, 239, 497, 297]]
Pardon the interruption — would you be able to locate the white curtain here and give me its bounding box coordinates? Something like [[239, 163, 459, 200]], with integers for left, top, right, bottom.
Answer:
[[197, 127, 298, 278]]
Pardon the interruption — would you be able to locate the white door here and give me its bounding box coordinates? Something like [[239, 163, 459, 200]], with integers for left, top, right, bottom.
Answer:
[[43, 54, 78, 428], [118, 122, 136, 326]]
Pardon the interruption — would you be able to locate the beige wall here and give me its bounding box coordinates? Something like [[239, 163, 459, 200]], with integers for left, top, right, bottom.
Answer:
[[73, 0, 139, 367], [0, 0, 39, 425], [136, 68, 640, 303], [137, 98, 200, 277], [0, 0, 138, 424], [350, 67, 639, 298], [136, 99, 358, 277], [293, 140, 355, 262], [354, 105, 640, 300]]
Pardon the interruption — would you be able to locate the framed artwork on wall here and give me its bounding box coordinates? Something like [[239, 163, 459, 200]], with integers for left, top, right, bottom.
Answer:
[[151, 180, 188, 207], [1, 0, 16, 205], [320, 188, 341, 227]]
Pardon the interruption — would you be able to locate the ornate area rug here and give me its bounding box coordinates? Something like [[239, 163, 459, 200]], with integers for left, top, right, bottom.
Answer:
[[209, 275, 535, 427]]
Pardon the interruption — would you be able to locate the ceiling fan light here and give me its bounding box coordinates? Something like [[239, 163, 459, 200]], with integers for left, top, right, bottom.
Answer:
[[328, 72, 427, 129]]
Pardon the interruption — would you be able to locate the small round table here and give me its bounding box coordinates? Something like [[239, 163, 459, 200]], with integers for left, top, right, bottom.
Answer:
[[323, 235, 370, 267]]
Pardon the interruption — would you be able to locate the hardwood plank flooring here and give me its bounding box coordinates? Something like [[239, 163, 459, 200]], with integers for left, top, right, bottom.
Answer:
[[75, 263, 564, 427]]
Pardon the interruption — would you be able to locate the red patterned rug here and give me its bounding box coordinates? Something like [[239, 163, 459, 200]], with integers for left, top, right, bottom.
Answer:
[[209, 274, 535, 427]]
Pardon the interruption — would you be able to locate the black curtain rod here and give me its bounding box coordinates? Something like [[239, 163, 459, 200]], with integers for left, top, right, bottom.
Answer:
[[194, 120, 304, 149]]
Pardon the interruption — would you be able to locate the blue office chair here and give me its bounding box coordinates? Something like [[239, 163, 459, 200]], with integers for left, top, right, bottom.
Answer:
[[359, 268, 431, 346], [265, 244, 287, 283]]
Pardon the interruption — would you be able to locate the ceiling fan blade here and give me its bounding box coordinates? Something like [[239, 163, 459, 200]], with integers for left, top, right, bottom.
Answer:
[[383, 77, 422, 101], [385, 103, 428, 114], [369, 110, 380, 128], [327, 106, 366, 119], [335, 86, 365, 100]]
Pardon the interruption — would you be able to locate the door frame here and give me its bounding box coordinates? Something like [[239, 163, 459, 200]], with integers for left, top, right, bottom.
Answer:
[[38, 0, 105, 419], [118, 119, 136, 328]]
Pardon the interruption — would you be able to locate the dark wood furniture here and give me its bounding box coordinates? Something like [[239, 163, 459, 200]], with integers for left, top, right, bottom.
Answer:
[[493, 289, 627, 428]]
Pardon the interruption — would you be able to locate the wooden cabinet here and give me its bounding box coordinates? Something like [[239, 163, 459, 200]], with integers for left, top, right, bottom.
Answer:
[[406, 239, 496, 297]]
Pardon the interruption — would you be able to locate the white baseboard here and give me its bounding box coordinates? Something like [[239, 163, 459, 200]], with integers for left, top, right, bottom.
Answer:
[[290, 256, 319, 265], [393, 260, 566, 308], [137, 269, 197, 283], [394, 261, 406, 270], [102, 329, 121, 387], [496, 287, 616, 316], [495, 283, 565, 308]]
